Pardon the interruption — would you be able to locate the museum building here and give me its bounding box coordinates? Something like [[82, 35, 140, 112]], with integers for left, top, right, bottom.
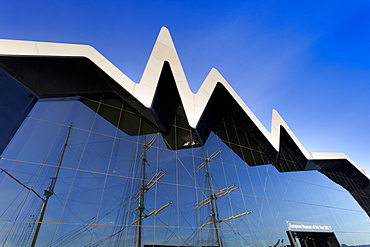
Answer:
[[0, 27, 369, 246]]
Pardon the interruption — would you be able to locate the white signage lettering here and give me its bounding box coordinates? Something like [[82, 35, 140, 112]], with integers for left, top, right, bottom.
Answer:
[[286, 221, 333, 232]]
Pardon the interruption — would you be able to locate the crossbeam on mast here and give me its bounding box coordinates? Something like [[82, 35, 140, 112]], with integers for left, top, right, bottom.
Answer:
[[196, 149, 222, 173], [131, 201, 173, 225], [138, 133, 159, 160], [145, 170, 166, 192], [214, 186, 240, 200], [194, 185, 241, 209], [134, 169, 166, 203], [200, 211, 253, 228]]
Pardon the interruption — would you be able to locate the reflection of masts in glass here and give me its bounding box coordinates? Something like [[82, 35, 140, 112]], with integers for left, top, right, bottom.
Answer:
[[30, 124, 73, 247], [195, 149, 252, 247], [1, 125, 73, 246], [0, 168, 45, 247], [134, 134, 172, 247], [197, 149, 223, 247]]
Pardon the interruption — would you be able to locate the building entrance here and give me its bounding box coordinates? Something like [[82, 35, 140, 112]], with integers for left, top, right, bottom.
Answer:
[[286, 231, 340, 247]]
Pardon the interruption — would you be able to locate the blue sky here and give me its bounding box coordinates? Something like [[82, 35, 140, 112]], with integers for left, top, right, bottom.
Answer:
[[1, 0, 370, 174]]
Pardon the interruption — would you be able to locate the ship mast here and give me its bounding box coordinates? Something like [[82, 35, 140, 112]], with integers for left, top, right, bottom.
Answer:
[[134, 134, 171, 247], [195, 149, 252, 247], [30, 124, 73, 247], [137, 135, 147, 247], [205, 158, 222, 247], [197, 149, 223, 247], [1, 125, 73, 247], [81, 133, 170, 247]]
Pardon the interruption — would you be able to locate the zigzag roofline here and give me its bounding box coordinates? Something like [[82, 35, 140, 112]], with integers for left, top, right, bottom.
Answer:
[[0, 27, 366, 179]]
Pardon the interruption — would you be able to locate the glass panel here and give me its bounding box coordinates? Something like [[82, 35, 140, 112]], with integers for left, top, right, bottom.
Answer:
[[0, 96, 369, 246]]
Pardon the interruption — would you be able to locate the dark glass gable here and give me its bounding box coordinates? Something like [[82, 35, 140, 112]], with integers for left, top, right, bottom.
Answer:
[[0, 69, 37, 154]]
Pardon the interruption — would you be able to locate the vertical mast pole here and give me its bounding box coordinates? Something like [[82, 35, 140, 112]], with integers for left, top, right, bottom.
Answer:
[[30, 125, 73, 247], [204, 160, 222, 247], [137, 135, 147, 247]]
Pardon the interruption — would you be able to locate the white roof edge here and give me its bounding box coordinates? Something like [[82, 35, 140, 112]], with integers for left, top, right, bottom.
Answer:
[[0, 28, 272, 142], [0, 38, 136, 96], [136, 27, 272, 141], [310, 152, 368, 177], [270, 109, 311, 157], [0, 27, 366, 179]]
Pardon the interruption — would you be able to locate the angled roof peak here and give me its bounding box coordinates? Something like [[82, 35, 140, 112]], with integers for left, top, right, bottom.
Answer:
[[0, 28, 366, 180], [156, 26, 175, 48]]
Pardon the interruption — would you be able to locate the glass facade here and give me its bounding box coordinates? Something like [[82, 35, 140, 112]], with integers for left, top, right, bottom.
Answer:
[[0, 95, 369, 247]]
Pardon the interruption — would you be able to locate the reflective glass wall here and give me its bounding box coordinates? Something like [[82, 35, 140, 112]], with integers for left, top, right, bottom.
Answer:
[[0, 96, 369, 247]]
